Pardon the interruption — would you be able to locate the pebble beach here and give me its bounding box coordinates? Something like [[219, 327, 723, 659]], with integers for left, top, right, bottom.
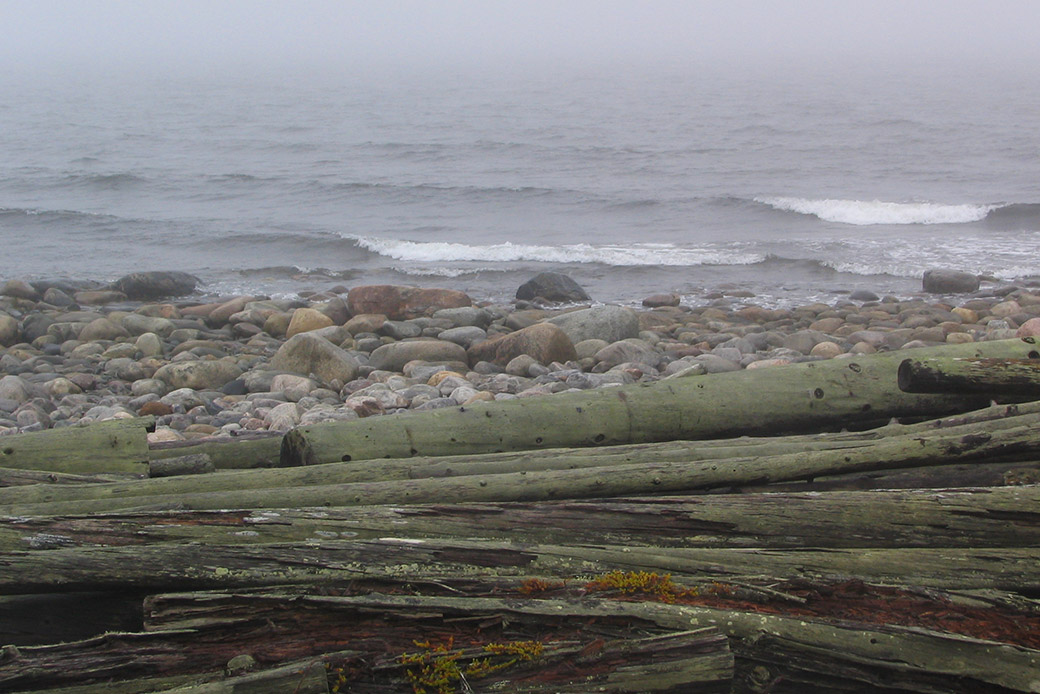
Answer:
[[2, 270, 1039, 444]]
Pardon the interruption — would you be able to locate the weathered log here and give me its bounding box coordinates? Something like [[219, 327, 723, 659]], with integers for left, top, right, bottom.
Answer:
[[143, 589, 1040, 694], [6, 421, 1038, 516], [3, 486, 1038, 554], [0, 467, 140, 487], [0, 640, 354, 694], [0, 434, 878, 509], [281, 338, 1040, 466], [899, 356, 1040, 394], [12, 403, 1040, 509], [0, 417, 153, 474], [148, 453, 214, 478], [0, 596, 733, 694], [6, 403, 1040, 511], [9, 407, 1031, 509], [149, 653, 335, 694], [148, 433, 283, 470], [723, 460, 1040, 493], [1, 537, 1038, 594]]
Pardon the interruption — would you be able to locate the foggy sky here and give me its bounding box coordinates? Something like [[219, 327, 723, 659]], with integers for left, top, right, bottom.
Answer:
[[3, 0, 1039, 76]]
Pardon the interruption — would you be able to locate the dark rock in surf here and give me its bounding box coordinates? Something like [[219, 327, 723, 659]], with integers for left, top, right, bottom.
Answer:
[[642, 293, 681, 307], [922, 269, 980, 294], [515, 272, 590, 303], [111, 271, 200, 300]]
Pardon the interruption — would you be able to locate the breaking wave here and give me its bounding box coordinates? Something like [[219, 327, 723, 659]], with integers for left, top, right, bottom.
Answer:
[[755, 197, 1002, 225], [351, 236, 764, 267]]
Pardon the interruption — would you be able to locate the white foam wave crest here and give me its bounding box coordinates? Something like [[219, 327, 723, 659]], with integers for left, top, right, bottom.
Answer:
[[756, 197, 1000, 225], [353, 236, 763, 267]]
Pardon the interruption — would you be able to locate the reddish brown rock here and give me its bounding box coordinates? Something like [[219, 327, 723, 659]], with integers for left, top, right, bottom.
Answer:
[[139, 401, 174, 417], [467, 322, 577, 367], [207, 296, 257, 326], [180, 302, 223, 319], [1016, 317, 1040, 337], [347, 285, 471, 320]]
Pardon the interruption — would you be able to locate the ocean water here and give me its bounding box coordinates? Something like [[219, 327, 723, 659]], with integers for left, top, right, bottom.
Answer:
[[1, 63, 1038, 308]]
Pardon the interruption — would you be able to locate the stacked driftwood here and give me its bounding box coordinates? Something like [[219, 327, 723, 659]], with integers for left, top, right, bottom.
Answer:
[[1, 338, 1039, 693]]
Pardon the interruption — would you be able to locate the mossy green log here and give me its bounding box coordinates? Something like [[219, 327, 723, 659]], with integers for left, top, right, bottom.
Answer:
[[282, 338, 1040, 466], [0, 417, 153, 475], [899, 356, 1040, 394], [6, 421, 1037, 516]]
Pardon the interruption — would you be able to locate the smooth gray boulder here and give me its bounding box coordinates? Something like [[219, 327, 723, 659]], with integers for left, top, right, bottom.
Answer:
[[122, 313, 176, 337], [592, 338, 660, 370], [270, 333, 360, 384], [0, 313, 19, 346], [153, 359, 243, 390], [367, 339, 468, 373], [547, 305, 640, 345]]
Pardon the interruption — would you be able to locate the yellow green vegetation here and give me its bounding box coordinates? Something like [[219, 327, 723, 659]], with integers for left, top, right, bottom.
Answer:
[[584, 570, 699, 603], [517, 577, 568, 594], [397, 637, 544, 694]]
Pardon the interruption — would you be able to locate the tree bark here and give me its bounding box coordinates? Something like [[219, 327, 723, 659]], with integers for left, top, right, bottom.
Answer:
[[0, 596, 733, 694], [11, 406, 1037, 508], [281, 338, 1040, 466], [0, 467, 139, 487], [1, 537, 1038, 594], [899, 356, 1040, 394], [147, 453, 214, 478], [2, 486, 1038, 554], [148, 433, 283, 471], [722, 459, 1040, 493], [143, 590, 1040, 694], [0, 417, 153, 474], [6, 422, 1037, 516]]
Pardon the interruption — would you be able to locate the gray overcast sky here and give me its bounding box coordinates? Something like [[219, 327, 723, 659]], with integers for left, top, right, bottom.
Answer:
[[3, 1, 1039, 76]]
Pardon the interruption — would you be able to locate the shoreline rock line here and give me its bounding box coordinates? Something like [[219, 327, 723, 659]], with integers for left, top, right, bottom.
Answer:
[[3, 274, 1040, 443]]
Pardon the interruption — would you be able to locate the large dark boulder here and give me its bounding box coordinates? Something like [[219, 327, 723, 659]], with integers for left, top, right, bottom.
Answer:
[[922, 269, 980, 294], [111, 271, 200, 300], [515, 272, 590, 303]]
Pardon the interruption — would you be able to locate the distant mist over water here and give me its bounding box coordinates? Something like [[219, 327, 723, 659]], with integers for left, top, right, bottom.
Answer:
[[1, 64, 1038, 306]]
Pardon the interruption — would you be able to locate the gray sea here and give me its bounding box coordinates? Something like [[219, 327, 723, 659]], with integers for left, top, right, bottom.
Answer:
[[2, 62, 1038, 307]]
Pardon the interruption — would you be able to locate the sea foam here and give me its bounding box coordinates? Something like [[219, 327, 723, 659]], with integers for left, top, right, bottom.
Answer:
[[353, 236, 763, 267], [756, 197, 999, 225]]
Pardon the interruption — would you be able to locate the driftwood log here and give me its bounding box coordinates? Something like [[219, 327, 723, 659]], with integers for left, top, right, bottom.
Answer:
[[148, 432, 283, 471], [2, 486, 1038, 554], [899, 356, 1040, 394], [4, 420, 1036, 516], [0, 596, 733, 694], [281, 338, 1040, 466], [0, 416, 153, 475], [139, 584, 1040, 694], [1, 537, 1038, 594], [6, 404, 1040, 511]]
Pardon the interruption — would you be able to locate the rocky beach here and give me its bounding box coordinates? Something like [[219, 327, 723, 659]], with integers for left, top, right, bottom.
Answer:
[[2, 269, 1039, 444]]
